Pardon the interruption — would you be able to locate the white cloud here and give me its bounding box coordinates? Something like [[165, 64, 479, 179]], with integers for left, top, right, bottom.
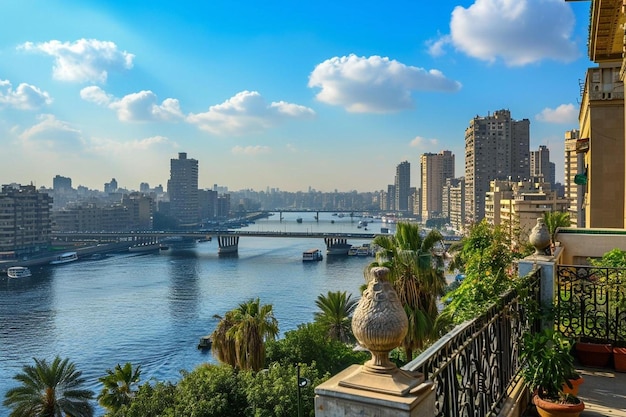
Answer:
[[536, 103, 578, 124], [89, 135, 177, 155], [308, 54, 461, 113], [81, 86, 184, 122], [410, 136, 439, 148], [0, 79, 52, 110], [19, 39, 134, 83], [187, 91, 315, 135], [441, 0, 579, 66], [19, 114, 84, 150], [232, 145, 271, 155]]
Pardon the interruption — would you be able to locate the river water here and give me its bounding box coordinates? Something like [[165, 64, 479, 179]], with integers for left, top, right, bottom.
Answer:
[[0, 212, 384, 416]]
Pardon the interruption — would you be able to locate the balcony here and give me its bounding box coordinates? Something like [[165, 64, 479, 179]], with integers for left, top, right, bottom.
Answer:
[[315, 228, 626, 416]]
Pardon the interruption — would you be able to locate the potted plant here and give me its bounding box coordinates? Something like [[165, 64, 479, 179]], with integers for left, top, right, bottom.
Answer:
[[521, 328, 585, 417]]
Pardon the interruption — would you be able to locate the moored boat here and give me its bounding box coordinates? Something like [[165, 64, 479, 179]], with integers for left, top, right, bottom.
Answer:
[[302, 249, 323, 262], [7, 266, 31, 278], [198, 335, 212, 350], [50, 252, 78, 265], [129, 243, 162, 253]]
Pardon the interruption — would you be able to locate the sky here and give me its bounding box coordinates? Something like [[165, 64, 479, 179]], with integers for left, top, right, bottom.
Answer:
[[0, 0, 592, 193]]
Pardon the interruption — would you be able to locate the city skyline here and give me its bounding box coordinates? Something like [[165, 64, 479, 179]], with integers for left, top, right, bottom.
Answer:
[[1, 1, 590, 192]]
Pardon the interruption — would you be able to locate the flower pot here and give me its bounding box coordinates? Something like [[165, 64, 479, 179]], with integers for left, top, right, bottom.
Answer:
[[562, 376, 583, 396], [533, 393, 585, 417], [575, 342, 612, 368], [614, 347, 626, 372]]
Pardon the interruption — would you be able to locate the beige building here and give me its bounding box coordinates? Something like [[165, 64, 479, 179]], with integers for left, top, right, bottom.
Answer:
[[485, 179, 569, 243], [577, 0, 626, 228], [564, 129, 585, 227], [420, 151, 454, 221]]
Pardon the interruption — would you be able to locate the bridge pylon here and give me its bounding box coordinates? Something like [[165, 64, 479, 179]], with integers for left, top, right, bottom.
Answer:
[[218, 235, 239, 255]]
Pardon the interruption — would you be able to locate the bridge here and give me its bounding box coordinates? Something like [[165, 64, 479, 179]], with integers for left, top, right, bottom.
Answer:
[[51, 230, 461, 256]]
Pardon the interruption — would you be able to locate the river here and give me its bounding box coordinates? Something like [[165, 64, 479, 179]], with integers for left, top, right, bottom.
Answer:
[[0, 212, 384, 416]]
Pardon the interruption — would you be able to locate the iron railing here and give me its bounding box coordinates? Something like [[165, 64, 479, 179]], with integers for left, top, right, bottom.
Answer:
[[403, 269, 541, 417], [556, 265, 626, 345]]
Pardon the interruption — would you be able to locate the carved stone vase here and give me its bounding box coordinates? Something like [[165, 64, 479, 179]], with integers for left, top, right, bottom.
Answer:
[[529, 217, 551, 255], [340, 266, 420, 396]]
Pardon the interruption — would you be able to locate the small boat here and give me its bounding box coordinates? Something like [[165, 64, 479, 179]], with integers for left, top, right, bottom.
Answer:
[[348, 247, 358, 256], [198, 335, 212, 350], [302, 249, 323, 262], [296, 217, 303, 223], [7, 266, 31, 278], [129, 243, 161, 253], [50, 252, 78, 265]]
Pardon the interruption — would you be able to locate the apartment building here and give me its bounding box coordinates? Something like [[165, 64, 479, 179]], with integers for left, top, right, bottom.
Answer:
[[168, 152, 199, 227], [420, 151, 454, 221]]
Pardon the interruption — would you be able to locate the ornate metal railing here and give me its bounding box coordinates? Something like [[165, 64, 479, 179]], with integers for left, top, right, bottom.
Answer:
[[403, 269, 541, 417], [556, 265, 626, 345]]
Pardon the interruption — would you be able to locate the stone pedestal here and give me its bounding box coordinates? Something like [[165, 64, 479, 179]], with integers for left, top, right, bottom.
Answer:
[[315, 365, 435, 417]]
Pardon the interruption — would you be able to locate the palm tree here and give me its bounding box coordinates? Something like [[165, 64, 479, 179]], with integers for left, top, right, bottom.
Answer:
[[370, 222, 446, 360], [543, 210, 570, 246], [314, 291, 358, 343], [211, 298, 279, 371], [97, 362, 141, 414], [3, 356, 94, 417]]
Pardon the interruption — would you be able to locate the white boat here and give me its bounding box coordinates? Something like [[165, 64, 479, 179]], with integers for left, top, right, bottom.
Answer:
[[302, 249, 323, 262], [129, 243, 162, 253], [50, 252, 78, 265], [7, 266, 31, 278]]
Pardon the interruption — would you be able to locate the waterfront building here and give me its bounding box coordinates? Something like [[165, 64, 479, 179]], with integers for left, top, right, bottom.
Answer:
[[420, 151, 454, 221], [464, 109, 530, 226], [530, 145, 555, 187], [564, 129, 584, 227], [394, 161, 411, 213], [0, 184, 52, 260], [167, 152, 199, 227]]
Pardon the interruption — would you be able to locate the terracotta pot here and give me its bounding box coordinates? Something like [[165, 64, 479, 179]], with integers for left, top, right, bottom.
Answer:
[[562, 376, 583, 396], [575, 342, 612, 368], [533, 394, 585, 417], [614, 347, 626, 372]]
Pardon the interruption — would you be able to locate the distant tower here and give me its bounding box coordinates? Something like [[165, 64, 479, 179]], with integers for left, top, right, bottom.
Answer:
[[167, 152, 199, 226], [53, 175, 72, 191], [104, 178, 118, 194], [530, 145, 554, 186], [420, 150, 455, 221], [394, 161, 410, 213], [464, 109, 530, 225]]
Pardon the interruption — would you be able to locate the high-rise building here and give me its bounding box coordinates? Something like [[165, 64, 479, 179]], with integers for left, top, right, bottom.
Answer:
[[0, 184, 52, 259], [564, 130, 584, 227], [104, 178, 118, 194], [530, 146, 555, 187], [167, 152, 199, 226], [464, 109, 530, 225], [420, 151, 455, 221], [394, 161, 410, 213], [53, 175, 72, 191]]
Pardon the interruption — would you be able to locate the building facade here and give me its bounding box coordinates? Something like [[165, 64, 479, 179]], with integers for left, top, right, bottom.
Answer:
[[530, 145, 555, 187], [564, 129, 585, 227], [167, 152, 199, 227], [464, 109, 530, 226], [420, 151, 454, 221], [0, 184, 52, 259], [394, 161, 411, 213]]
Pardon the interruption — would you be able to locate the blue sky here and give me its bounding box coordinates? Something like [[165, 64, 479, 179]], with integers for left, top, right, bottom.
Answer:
[[1, 0, 591, 192]]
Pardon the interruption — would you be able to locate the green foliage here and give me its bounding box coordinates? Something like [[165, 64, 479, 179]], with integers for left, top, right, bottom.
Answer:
[[265, 322, 368, 376], [174, 364, 248, 417], [3, 356, 95, 417], [521, 328, 577, 400], [242, 363, 323, 417], [370, 222, 446, 360], [589, 248, 626, 268], [98, 362, 141, 414], [543, 211, 571, 244], [440, 220, 516, 325], [211, 298, 279, 371], [314, 291, 357, 343], [110, 380, 176, 417]]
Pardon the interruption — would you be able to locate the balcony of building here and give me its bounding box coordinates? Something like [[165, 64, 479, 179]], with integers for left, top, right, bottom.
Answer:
[[314, 227, 626, 417]]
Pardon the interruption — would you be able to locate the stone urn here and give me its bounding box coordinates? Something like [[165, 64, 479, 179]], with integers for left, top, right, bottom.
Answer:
[[340, 266, 420, 396], [529, 217, 551, 255]]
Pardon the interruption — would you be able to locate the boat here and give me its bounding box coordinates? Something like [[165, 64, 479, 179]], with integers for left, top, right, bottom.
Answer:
[[50, 251, 78, 265], [198, 335, 212, 350], [296, 217, 303, 223], [326, 243, 352, 256], [356, 246, 371, 256], [128, 243, 162, 253], [7, 266, 31, 278], [348, 247, 358, 256], [302, 249, 323, 262]]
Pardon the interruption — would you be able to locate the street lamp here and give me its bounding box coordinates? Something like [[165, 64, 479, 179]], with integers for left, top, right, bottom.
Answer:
[[296, 364, 310, 417]]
